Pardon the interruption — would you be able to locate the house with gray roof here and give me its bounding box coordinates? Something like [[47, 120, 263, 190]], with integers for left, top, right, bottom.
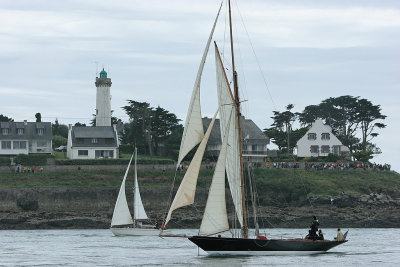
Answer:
[[202, 116, 269, 163], [0, 121, 52, 155], [67, 125, 119, 159]]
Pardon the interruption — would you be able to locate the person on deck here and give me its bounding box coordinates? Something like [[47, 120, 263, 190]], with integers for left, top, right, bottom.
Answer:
[[318, 230, 324, 240], [309, 216, 319, 240], [337, 228, 344, 241]]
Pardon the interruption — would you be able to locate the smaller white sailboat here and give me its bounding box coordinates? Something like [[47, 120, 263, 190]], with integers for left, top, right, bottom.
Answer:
[[110, 148, 160, 236]]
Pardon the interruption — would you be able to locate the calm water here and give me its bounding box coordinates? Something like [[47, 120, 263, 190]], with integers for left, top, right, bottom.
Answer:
[[0, 228, 399, 266]]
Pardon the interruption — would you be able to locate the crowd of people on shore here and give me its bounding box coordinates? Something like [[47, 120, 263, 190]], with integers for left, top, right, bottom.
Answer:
[[261, 161, 391, 171], [304, 162, 391, 171]]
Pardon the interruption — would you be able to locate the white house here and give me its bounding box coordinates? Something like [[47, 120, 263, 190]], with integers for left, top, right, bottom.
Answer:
[[0, 121, 52, 155], [67, 125, 119, 159], [296, 119, 350, 158]]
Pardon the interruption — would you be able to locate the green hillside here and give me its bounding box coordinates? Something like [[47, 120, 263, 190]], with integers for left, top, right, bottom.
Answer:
[[0, 169, 398, 201]]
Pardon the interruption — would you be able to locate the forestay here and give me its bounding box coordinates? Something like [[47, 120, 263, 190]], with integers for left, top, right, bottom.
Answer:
[[111, 154, 134, 226], [133, 148, 148, 220], [165, 109, 219, 225], [215, 44, 243, 226], [176, 4, 222, 169]]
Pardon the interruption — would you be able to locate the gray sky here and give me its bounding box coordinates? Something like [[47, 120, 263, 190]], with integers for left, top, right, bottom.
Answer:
[[1, 0, 399, 170]]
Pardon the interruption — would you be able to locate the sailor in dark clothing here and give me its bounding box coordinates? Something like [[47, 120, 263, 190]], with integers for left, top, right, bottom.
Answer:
[[309, 216, 319, 240], [318, 229, 324, 240]]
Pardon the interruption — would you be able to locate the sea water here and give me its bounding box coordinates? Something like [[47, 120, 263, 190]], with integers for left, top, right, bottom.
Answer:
[[0, 228, 399, 266]]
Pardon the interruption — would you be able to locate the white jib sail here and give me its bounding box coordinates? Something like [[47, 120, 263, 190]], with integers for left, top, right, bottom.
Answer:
[[133, 148, 148, 220], [111, 153, 134, 227], [176, 4, 222, 169], [215, 43, 244, 227], [199, 108, 233, 235], [165, 108, 219, 225]]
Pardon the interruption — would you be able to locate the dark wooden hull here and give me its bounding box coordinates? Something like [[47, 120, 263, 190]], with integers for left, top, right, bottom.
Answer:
[[188, 236, 347, 255]]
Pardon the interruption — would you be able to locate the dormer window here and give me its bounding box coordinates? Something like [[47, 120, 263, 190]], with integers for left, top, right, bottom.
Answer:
[[17, 128, 24, 135], [2, 128, 9, 135], [92, 138, 98, 144], [321, 133, 330, 140], [307, 133, 317, 140]]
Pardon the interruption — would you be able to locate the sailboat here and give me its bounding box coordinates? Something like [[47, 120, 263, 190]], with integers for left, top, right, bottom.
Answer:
[[110, 148, 160, 236], [162, 0, 347, 255]]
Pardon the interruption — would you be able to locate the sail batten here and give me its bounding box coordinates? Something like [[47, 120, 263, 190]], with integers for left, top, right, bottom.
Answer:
[[111, 154, 134, 227], [176, 4, 222, 169], [165, 109, 219, 226]]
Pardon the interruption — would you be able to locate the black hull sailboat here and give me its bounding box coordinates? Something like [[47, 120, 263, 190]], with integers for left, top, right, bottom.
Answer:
[[189, 236, 347, 255], [162, 0, 348, 256]]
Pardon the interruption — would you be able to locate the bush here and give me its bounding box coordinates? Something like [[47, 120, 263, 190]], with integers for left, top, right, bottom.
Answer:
[[326, 153, 340, 162], [0, 157, 11, 166], [14, 154, 53, 166]]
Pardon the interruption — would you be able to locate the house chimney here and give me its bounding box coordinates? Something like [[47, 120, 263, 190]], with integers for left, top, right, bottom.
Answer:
[[23, 120, 27, 126]]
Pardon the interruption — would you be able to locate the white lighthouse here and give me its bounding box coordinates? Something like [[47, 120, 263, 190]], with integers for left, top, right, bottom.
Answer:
[[95, 68, 112, 126]]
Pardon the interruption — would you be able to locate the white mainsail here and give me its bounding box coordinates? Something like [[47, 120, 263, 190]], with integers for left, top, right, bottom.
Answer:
[[133, 148, 148, 220], [215, 44, 244, 226], [111, 153, 134, 227], [165, 109, 219, 225], [199, 108, 233, 235], [176, 4, 222, 168]]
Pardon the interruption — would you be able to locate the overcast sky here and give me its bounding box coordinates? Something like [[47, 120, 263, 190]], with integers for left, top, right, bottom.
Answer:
[[1, 0, 399, 170]]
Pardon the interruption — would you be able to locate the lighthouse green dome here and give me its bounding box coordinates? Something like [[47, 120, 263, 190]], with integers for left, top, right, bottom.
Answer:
[[99, 68, 107, 78]]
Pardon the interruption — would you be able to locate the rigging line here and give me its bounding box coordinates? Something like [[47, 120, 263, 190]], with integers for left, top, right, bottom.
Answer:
[[162, 169, 180, 226], [234, 0, 277, 111]]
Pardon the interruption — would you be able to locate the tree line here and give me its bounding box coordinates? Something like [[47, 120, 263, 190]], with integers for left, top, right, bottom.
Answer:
[[1, 95, 387, 161], [263, 95, 386, 161]]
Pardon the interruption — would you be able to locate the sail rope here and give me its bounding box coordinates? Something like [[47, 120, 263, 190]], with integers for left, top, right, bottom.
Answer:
[[162, 169, 180, 228]]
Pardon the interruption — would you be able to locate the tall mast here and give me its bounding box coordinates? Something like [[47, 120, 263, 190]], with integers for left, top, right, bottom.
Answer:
[[228, 0, 247, 239]]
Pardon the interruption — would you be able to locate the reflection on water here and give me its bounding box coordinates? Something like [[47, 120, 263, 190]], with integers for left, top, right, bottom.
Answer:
[[0, 228, 399, 266]]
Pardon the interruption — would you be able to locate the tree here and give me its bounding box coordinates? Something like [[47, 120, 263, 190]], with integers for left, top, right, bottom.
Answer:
[[270, 104, 297, 155], [121, 100, 181, 157], [0, 114, 13, 122], [35, 113, 41, 122], [74, 122, 86, 127], [355, 98, 386, 151], [90, 110, 120, 126], [52, 119, 68, 138]]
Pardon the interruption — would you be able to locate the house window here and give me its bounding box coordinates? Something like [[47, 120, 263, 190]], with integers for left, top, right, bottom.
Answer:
[[321, 133, 330, 140], [17, 128, 24, 135], [321, 145, 330, 153], [37, 140, 48, 147], [333, 145, 341, 155], [307, 133, 317, 140], [105, 138, 114, 144], [78, 150, 88, 156], [2, 128, 10, 135], [1, 141, 11, 149], [37, 128, 44, 135], [76, 138, 84, 143], [13, 141, 26, 149], [310, 145, 319, 153], [95, 150, 114, 158], [91, 138, 98, 144]]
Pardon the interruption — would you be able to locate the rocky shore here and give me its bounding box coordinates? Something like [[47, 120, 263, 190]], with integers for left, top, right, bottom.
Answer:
[[1, 187, 399, 230]]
